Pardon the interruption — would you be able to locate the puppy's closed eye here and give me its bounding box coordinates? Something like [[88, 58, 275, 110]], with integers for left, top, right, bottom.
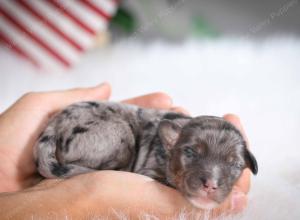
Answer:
[[183, 146, 197, 158]]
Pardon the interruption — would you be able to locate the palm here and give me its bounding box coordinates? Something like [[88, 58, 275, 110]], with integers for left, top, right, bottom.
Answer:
[[0, 97, 49, 190], [0, 85, 251, 217]]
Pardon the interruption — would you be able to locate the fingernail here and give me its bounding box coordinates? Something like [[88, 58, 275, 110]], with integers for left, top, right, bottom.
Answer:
[[92, 82, 111, 100], [97, 82, 111, 93], [97, 82, 110, 88], [152, 92, 173, 108], [231, 191, 247, 213]]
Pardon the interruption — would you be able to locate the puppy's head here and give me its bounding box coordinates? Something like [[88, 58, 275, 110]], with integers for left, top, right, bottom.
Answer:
[[158, 116, 258, 209]]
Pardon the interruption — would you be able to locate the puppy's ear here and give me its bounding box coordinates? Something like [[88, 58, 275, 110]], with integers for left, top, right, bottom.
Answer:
[[158, 120, 181, 151], [244, 148, 258, 175]]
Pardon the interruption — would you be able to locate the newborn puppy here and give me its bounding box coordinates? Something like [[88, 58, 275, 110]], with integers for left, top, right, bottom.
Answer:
[[34, 101, 258, 209]]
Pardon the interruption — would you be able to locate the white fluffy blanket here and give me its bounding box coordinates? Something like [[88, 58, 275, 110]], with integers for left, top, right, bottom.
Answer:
[[0, 38, 300, 220]]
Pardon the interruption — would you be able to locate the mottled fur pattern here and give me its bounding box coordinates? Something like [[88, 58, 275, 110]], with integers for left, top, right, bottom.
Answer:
[[34, 101, 258, 208]]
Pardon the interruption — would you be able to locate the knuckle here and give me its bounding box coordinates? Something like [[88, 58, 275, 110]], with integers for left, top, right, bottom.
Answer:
[[20, 92, 46, 104], [22, 92, 39, 99], [154, 92, 172, 101]]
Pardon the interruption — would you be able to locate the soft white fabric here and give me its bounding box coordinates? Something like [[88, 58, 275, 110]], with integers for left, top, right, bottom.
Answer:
[[0, 38, 300, 219]]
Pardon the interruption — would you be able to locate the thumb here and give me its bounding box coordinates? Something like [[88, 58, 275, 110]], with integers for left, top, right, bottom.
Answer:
[[47, 82, 111, 112], [229, 188, 248, 214], [212, 188, 247, 217]]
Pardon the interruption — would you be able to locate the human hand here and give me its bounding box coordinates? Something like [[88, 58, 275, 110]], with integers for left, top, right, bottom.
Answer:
[[0, 83, 250, 218], [0, 83, 175, 192]]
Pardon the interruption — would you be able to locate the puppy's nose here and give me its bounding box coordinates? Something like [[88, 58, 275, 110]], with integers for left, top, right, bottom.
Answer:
[[202, 179, 218, 193]]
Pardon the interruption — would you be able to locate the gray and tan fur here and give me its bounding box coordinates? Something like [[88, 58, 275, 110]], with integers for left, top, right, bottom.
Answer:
[[34, 101, 258, 209]]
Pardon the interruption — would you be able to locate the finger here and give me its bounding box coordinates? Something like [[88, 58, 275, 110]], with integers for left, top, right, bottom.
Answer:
[[122, 92, 173, 109], [234, 168, 251, 194], [47, 83, 111, 112], [223, 114, 249, 144], [56, 82, 111, 102], [170, 106, 190, 116], [210, 188, 248, 217], [223, 114, 251, 194]]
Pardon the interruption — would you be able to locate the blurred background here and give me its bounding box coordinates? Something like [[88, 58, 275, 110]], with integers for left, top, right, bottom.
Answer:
[[0, 1, 300, 219], [116, 0, 300, 40]]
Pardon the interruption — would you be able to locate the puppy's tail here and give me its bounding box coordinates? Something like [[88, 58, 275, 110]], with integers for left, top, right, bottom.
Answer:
[[34, 134, 94, 178]]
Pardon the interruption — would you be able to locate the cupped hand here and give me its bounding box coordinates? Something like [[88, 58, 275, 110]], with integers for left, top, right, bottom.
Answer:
[[0, 83, 173, 191], [0, 84, 251, 219]]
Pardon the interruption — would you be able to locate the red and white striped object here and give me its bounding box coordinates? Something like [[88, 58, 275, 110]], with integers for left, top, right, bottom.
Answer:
[[0, 0, 118, 71]]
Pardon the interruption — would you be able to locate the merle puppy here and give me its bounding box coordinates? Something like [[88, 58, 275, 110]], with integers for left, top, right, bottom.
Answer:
[[34, 101, 258, 209]]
